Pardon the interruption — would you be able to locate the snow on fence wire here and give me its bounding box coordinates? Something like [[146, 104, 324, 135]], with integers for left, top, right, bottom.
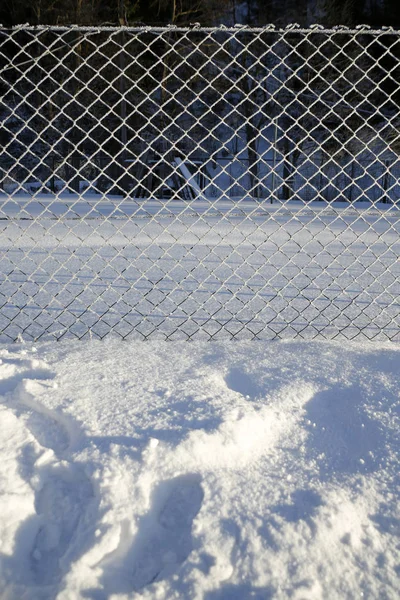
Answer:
[[1, 24, 400, 341]]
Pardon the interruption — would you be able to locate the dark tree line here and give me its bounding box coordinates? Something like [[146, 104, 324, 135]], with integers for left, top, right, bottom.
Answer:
[[2, 0, 400, 28]]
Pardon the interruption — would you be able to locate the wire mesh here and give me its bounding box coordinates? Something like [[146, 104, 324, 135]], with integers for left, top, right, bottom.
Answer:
[[0, 25, 399, 341]]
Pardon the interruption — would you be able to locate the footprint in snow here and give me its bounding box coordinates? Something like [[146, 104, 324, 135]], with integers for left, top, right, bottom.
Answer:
[[304, 386, 386, 475], [131, 473, 204, 589], [97, 473, 204, 594], [225, 367, 262, 400], [0, 354, 95, 589], [16, 379, 72, 455], [18, 385, 95, 585], [0, 354, 55, 396], [0, 356, 67, 455], [31, 463, 94, 586]]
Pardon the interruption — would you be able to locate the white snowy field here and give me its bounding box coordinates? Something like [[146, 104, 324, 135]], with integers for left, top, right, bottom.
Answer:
[[1, 198, 400, 341], [0, 339, 399, 600]]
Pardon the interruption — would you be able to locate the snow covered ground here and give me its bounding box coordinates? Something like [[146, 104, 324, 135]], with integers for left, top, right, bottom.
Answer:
[[0, 339, 399, 599], [1, 197, 400, 341]]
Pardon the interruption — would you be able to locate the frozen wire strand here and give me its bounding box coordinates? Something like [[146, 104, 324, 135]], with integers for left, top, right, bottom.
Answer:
[[2, 24, 399, 33], [0, 26, 112, 75], [0, 31, 103, 74]]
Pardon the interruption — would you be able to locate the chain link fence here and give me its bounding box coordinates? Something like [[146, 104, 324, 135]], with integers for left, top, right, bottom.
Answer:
[[1, 25, 400, 341]]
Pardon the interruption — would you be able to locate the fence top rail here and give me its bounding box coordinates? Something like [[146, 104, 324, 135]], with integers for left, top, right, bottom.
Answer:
[[2, 24, 400, 34]]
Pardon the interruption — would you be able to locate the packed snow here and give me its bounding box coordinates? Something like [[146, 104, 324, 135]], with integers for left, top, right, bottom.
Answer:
[[0, 339, 399, 599]]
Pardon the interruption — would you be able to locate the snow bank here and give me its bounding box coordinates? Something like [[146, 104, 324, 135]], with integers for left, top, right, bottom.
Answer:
[[0, 340, 398, 599]]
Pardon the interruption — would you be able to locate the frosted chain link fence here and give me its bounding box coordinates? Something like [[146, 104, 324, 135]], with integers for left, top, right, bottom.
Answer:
[[0, 25, 400, 341]]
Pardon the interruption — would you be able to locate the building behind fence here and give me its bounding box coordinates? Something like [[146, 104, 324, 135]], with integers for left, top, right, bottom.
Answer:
[[0, 25, 399, 341]]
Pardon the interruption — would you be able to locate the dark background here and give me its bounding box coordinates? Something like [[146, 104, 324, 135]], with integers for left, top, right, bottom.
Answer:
[[1, 0, 400, 28]]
